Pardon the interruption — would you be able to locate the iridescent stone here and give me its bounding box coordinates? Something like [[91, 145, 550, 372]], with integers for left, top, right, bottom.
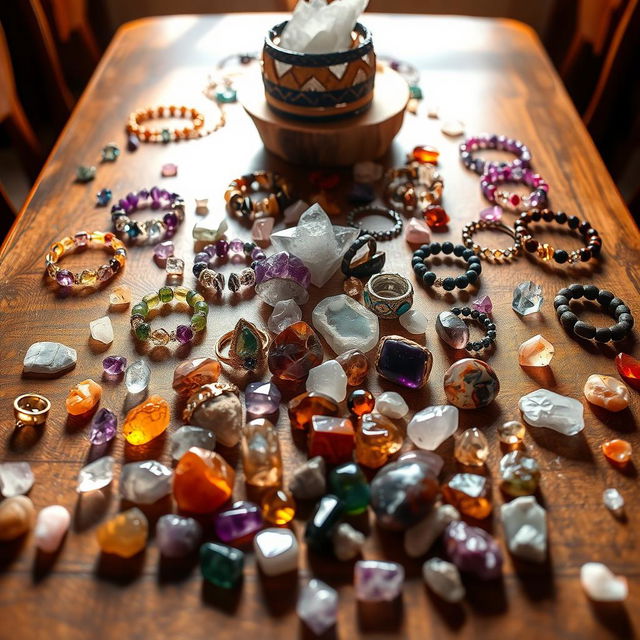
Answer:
[[254, 528, 299, 576], [305, 494, 344, 552], [376, 335, 433, 389], [518, 389, 584, 435], [407, 405, 458, 450], [309, 415, 355, 465], [343, 276, 364, 298], [398, 308, 428, 334], [122, 395, 170, 445], [120, 460, 172, 504], [332, 522, 365, 560], [289, 457, 326, 500], [347, 389, 375, 416], [444, 520, 503, 579], [214, 500, 263, 542], [422, 558, 465, 602], [615, 353, 640, 390], [90, 316, 114, 345], [518, 334, 555, 367], [355, 560, 404, 601], [200, 542, 244, 588], [498, 420, 526, 445], [261, 488, 295, 525], [268, 321, 323, 381], [23, 341, 77, 377], [306, 360, 348, 402], [77, 456, 114, 493], [500, 450, 540, 497], [97, 507, 148, 557], [335, 349, 370, 386], [581, 563, 628, 602], [602, 439, 632, 464], [501, 496, 547, 563], [89, 408, 117, 445], [156, 514, 202, 557], [102, 355, 126, 376], [0, 462, 34, 497], [436, 311, 469, 349], [267, 299, 302, 334], [355, 412, 403, 469], [297, 579, 338, 635], [172, 358, 221, 397], [0, 496, 36, 541], [66, 378, 102, 415], [96, 188, 112, 206], [170, 426, 215, 461], [125, 360, 150, 394], [443, 358, 499, 409], [603, 488, 625, 514], [404, 504, 460, 558], [442, 473, 492, 519], [584, 374, 629, 412], [512, 281, 544, 315], [472, 295, 493, 314], [241, 418, 282, 488], [254, 251, 311, 306], [288, 391, 339, 430], [454, 428, 489, 466], [34, 505, 71, 552], [329, 462, 370, 514]]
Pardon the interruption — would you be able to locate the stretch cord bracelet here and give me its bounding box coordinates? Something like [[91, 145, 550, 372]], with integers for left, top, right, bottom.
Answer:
[[514, 208, 602, 264], [131, 286, 209, 346], [383, 162, 443, 213], [554, 284, 634, 343], [461, 219, 522, 260], [225, 171, 294, 222], [126, 104, 224, 142], [459, 133, 532, 175], [444, 306, 497, 353], [346, 205, 403, 241], [481, 166, 548, 212], [193, 238, 266, 293], [411, 242, 481, 291], [45, 230, 126, 287], [111, 187, 185, 244]]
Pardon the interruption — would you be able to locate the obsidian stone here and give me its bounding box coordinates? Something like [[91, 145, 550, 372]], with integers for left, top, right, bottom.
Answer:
[[442, 277, 456, 291], [304, 495, 345, 553], [431, 242, 442, 254], [568, 284, 584, 298], [422, 271, 437, 286], [442, 242, 454, 254], [583, 285, 599, 300], [553, 249, 569, 263], [560, 311, 578, 329], [466, 270, 479, 283], [455, 275, 469, 289], [554, 295, 569, 309], [597, 289, 614, 306]]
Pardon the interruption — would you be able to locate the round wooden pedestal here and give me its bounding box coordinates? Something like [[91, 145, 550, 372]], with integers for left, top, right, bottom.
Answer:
[[239, 66, 409, 167]]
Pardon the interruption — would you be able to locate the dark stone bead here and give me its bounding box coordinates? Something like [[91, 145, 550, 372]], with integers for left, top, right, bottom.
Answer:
[[583, 285, 599, 300], [560, 311, 578, 329], [442, 277, 456, 291], [468, 263, 482, 274], [486, 322, 496, 331], [568, 284, 584, 298], [453, 245, 465, 257], [542, 209, 555, 222], [243, 242, 256, 253], [466, 270, 479, 283], [193, 262, 207, 277], [579, 248, 591, 262], [579, 220, 591, 233], [471, 310, 480, 318], [589, 243, 602, 257], [461, 307, 471, 316], [553, 249, 569, 263], [557, 287, 572, 298], [455, 275, 469, 289], [477, 313, 487, 322], [419, 244, 431, 253], [473, 341, 483, 351], [487, 330, 497, 339], [431, 242, 442, 255], [465, 342, 473, 351], [594, 328, 611, 343], [305, 495, 345, 553], [618, 313, 634, 328], [422, 271, 437, 286], [597, 289, 614, 306], [414, 264, 427, 276], [608, 297, 624, 314], [568, 216, 580, 229], [555, 211, 567, 224], [451, 307, 462, 315], [524, 238, 539, 253], [462, 249, 475, 260], [609, 324, 629, 342], [615, 305, 631, 317], [482, 337, 492, 347], [574, 321, 596, 339], [554, 295, 569, 309], [587, 228, 599, 237], [531, 210, 542, 221], [442, 242, 454, 254], [413, 250, 425, 259], [555, 305, 571, 316], [467, 256, 482, 265], [412, 258, 424, 268]]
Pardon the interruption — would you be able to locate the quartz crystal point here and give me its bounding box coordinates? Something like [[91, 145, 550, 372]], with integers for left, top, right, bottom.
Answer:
[[297, 579, 338, 635], [501, 496, 547, 563], [288, 456, 326, 500], [354, 560, 405, 602], [436, 311, 469, 349], [125, 359, 151, 394], [254, 528, 299, 576], [581, 563, 628, 602], [518, 334, 555, 367], [332, 522, 365, 561], [254, 252, 311, 306], [170, 425, 216, 461], [97, 507, 148, 558], [444, 520, 503, 580], [267, 299, 302, 334], [156, 514, 202, 557], [472, 295, 493, 314], [518, 388, 584, 435], [0, 496, 36, 541], [454, 428, 489, 466], [306, 359, 348, 402], [422, 558, 465, 603], [404, 504, 460, 558], [404, 218, 431, 244], [89, 316, 114, 345], [375, 391, 409, 419], [23, 341, 77, 377], [407, 405, 458, 450], [89, 408, 118, 445], [34, 505, 71, 552], [398, 308, 428, 334], [0, 462, 34, 497], [512, 281, 544, 315], [77, 456, 114, 493], [583, 374, 629, 412], [120, 460, 172, 504]]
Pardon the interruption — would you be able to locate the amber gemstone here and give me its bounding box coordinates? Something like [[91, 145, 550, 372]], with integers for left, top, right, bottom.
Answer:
[[122, 395, 170, 445], [65, 379, 102, 415], [261, 488, 296, 525], [268, 321, 323, 381], [412, 145, 439, 164], [615, 353, 640, 391], [602, 439, 632, 464], [537, 243, 554, 261], [355, 413, 403, 469], [347, 389, 375, 417], [173, 447, 235, 513], [172, 357, 221, 397], [335, 349, 370, 386], [344, 277, 364, 298], [96, 508, 148, 558], [442, 473, 492, 519], [288, 391, 339, 431], [308, 415, 355, 465], [423, 205, 450, 229]]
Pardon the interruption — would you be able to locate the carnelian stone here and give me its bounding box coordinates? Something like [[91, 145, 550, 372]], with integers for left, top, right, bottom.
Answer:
[[66, 379, 102, 415], [411, 145, 439, 164], [172, 357, 221, 397], [261, 488, 296, 525], [347, 389, 375, 417], [335, 349, 370, 386], [602, 438, 632, 464], [355, 413, 403, 469], [122, 394, 170, 445], [308, 415, 355, 465], [423, 205, 450, 229], [288, 391, 339, 431], [615, 353, 640, 391], [442, 473, 492, 519]]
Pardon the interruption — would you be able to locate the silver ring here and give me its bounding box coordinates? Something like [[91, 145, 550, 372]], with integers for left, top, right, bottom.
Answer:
[[364, 272, 414, 318]]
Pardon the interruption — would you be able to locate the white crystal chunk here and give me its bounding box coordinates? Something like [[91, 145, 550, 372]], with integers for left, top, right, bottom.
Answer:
[[399, 308, 428, 334], [267, 299, 302, 334], [120, 460, 173, 504], [407, 405, 459, 450], [77, 456, 115, 493], [125, 360, 151, 394], [254, 528, 299, 576], [23, 341, 77, 377], [422, 557, 465, 603], [405, 504, 460, 558], [0, 462, 34, 497], [518, 388, 584, 435], [306, 359, 348, 402], [170, 426, 216, 461], [89, 316, 114, 345], [375, 391, 409, 419], [297, 579, 338, 636], [332, 522, 365, 561], [512, 281, 544, 315], [603, 488, 624, 513], [501, 496, 547, 563]]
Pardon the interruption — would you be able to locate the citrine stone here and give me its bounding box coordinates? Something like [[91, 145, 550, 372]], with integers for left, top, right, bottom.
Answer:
[[454, 428, 489, 466], [200, 542, 244, 588], [602, 439, 632, 464], [174, 447, 235, 513], [241, 418, 282, 487], [268, 321, 323, 381], [423, 205, 450, 229], [122, 395, 170, 445], [615, 353, 640, 390], [328, 463, 370, 515], [347, 389, 375, 417], [288, 391, 339, 431], [109, 286, 131, 307], [499, 451, 540, 497], [172, 357, 221, 397], [96, 507, 148, 557], [442, 473, 492, 519], [335, 349, 370, 386], [309, 415, 355, 465], [65, 379, 102, 415], [305, 494, 345, 553], [355, 413, 403, 469], [498, 420, 526, 445], [261, 488, 296, 525], [412, 145, 439, 164]]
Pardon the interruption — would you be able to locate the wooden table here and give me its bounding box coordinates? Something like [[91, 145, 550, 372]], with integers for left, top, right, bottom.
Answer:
[[1, 13, 639, 640]]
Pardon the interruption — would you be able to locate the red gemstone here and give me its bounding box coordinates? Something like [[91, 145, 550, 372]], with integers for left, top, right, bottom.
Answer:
[[309, 171, 340, 190], [509, 194, 521, 206], [615, 353, 640, 391], [308, 415, 355, 465], [423, 205, 450, 230], [411, 145, 439, 164]]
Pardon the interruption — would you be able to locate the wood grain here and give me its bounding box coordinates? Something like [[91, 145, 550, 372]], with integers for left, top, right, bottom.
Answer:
[[0, 13, 639, 640]]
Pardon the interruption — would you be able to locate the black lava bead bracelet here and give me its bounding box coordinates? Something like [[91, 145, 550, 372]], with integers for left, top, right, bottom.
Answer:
[[554, 284, 634, 343], [452, 306, 497, 353], [411, 242, 481, 291], [346, 205, 403, 241]]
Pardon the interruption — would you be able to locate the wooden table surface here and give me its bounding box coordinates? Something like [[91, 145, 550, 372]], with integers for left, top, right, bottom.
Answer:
[[1, 13, 639, 640]]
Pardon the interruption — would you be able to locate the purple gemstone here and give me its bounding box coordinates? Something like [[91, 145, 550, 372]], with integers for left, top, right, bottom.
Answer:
[[479, 206, 502, 222], [102, 355, 127, 376], [127, 134, 140, 152], [89, 408, 118, 445], [354, 560, 404, 602], [157, 514, 202, 558], [229, 238, 244, 253], [215, 240, 229, 257], [445, 520, 503, 580], [214, 501, 263, 542], [163, 212, 178, 229], [194, 251, 209, 264], [176, 324, 194, 344], [376, 338, 430, 389], [126, 192, 139, 208], [251, 248, 266, 261], [154, 241, 174, 260], [203, 244, 217, 258], [139, 189, 149, 199], [56, 269, 74, 287], [245, 381, 282, 416], [472, 295, 493, 314], [254, 251, 311, 289], [150, 186, 161, 201]]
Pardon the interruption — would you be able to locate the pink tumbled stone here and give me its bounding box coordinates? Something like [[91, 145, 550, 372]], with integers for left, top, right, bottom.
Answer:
[[34, 505, 71, 552], [252, 217, 275, 244], [404, 218, 431, 244], [479, 206, 503, 222]]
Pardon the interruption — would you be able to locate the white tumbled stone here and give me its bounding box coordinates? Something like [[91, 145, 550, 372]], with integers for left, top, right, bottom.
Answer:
[[23, 341, 77, 377], [501, 496, 547, 563], [407, 405, 459, 450], [306, 359, 348, 402], [254, 528, 299, 576], [422, 557, 465, 603], [375, 391, 409, 419], [518, 388, 584, 435], [581, 562, 628, 602]]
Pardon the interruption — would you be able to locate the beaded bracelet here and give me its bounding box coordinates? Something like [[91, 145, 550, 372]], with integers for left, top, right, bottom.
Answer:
[[111, 187, 185, 244], [126, 104, 224, 143], [225, 171, 293, 222], [555, 284, 634, 343], [346, 205, 403, 241], [45, 230, 126, 287], [481, 166, 548, 212], [462, 219, 522, 260], [341, 234, 385, 278], [514, 209, 602, 264], [193, 238, 266, 293], [383, 162, 443, 213], [411, 242, 481, 291], [131, 286, 208, 345], [439, 306, 497, 353], [459, 133, 532, 175]]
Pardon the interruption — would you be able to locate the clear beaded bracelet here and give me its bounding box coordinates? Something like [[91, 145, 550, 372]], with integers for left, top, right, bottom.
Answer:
[[45, 230, 127, 287]]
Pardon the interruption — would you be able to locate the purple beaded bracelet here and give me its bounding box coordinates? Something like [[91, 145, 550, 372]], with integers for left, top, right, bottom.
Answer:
[[480, 166, 548, 212], [459, 133, 532, 175], [111, 187, 185, 244]]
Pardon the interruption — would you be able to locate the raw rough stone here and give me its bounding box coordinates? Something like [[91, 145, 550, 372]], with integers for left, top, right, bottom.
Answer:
[[407, 405, 459, 450], [267, 299, 302, 334], [245, 382, 282, 416], [518, 388, 584, 435], [512, 281, 544, 315], [404, 218, 431, 244], [192, 218, 228, 242], [156, 514, 202, 557], [584, 374, 629, 412], [404, 504, 460, 558], [354, 560, 405, 601], [0, 496, 36, 541], [190, 392, 243, 447], [89, 408, 117, 445], [375, 391, 409, 419], [34, 505, 70, 552], [254, 252, 311, 306], [306, 360, 348, 402], [581, 563, 628, 602], [444, 520, 503, 580], [312, 294, 379, 354], [603, 488, 625, 513], [501, 496, 547, 563], [283, 199, 308, 225], [399, 308, 428, 334], [454, 428, 489, 466], [441, 119, 465, 136], [518, 334, 555, 367], [254, 528, 299, 576], [297, 579, 338, 636], [77, 456, 114, 493], [422, 557, 465, 603], [332, 522, 365, 561], [120, 460, 172, 504], [472, 295, 493, 314], [125, 360, 151, 394], [23, 341, 77, 377], [170, 426, 216, 461], [288, 456, 326, 500], [0, 462, 34, 497], [89, 316, 114, 345], [436, 311, 469, 349]]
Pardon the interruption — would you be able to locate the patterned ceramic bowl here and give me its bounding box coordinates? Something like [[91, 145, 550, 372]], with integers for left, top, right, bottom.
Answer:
[[262, 21, 376, 122]]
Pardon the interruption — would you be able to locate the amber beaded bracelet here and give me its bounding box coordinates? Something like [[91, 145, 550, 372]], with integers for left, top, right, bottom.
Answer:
[[515, 209, 602, 264], [224, 171, 293, 222], [461, 219, 522, 260], [383, 161, 443, 213], [130, 286, 208, 346], [45, 231, 126, 287]]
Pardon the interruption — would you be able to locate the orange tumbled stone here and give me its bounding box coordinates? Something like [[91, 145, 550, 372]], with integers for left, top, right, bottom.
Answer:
[[122, 394, 170, 445], [308, 415, 355, 465], [66, 379, 102, 415], [335, 349, 370, 386], [423, 204, 450, 229], [347, 389, 375, 417], [173, 447, 235, 513], [602, 439, 632, 464], [288, 391, 339, 431], [442, 473, 492, 519], [268, 321, 323, 382], [261, 488, 296, 525], [172, 357, 221, 397], [615, 353, 640, 391], [355, 413, 403, 469], [96, 507, 148, 558], [411, 145, 439, 164]]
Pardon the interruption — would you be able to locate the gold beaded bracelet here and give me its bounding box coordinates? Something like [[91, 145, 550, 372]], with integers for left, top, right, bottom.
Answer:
[[461, 219, 522, 260]]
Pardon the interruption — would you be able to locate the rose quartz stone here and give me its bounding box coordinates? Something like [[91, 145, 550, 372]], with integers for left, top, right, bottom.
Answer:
[[34, 505, 71, 552], [404, 218, 431, 244], [252, 217, 275, 243], [584, 374, 629, 412]]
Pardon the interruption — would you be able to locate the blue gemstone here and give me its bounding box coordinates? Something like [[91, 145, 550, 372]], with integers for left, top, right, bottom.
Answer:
[[396, 302, 411, 316], [216, 88, 237, 103], [96, 188, 112, 207]]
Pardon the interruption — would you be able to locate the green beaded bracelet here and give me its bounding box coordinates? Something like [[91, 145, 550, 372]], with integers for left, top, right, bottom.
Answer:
[[130, 286, 208, 345]]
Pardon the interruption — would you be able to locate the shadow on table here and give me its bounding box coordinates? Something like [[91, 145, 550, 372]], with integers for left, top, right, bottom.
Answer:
[[95, 549, 146, 585], [201, 578, 242, 613], [589, 600, 636, 640]]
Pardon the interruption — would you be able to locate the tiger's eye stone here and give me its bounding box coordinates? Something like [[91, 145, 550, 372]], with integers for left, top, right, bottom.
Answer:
[[173, 447, 235, 513], [172, 357, 221, 397], [602, 439, 632, 464], [335, 349, 370, 386], [261, 488, 296, 525], [442, 473, 492, 519], [288, 391, 339, 431], [309, 416, 355, 465], [65, 379, 102, 415], [347, 389, 375, 417], [355, 413, 403, 469], [268, 321, 323, 381], [96, 507, 148, 557], [122, 395, 170, 445]]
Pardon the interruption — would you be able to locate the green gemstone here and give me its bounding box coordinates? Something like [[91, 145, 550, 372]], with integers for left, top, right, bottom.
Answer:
[[131, 302, 149, 318], [304, 494, 345, 553], [193, 300, 209, 315], [190, 312, 207, 332], [134, 322, 151, 340], [76, 165, 96, 182], [200, 542, 244, 588], [236, 325, 258, 358], [186, 289, 199, 306], [143, 292, 160, 309], [328, 462, 370, 515], [409, 85, 423, 99], [158, 286, 174, 303], [216, 88, 237, 103], [161, 128, 171, 143]]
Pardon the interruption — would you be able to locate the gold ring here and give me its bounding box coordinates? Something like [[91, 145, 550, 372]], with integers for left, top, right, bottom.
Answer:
[[182, 381, 239, 423], [214, 319, 269, 372], [14, 393, 51, 427]]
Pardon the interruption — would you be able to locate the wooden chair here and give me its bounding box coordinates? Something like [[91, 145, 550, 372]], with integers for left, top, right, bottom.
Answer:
[[43, 0, 101, 65]]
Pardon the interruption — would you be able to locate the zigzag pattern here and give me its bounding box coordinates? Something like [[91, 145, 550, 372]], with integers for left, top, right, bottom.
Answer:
[[263, 77, 374, 108]]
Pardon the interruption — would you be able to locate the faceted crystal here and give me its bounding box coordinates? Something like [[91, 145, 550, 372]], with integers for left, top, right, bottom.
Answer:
[[584, 374, 629, 411], [512, 281, 544, 315], [66, 379, 102, 415], [581, 563, 628, 602], [497, 420, 525, 445], [254, 252, 311, 306], [423, 205, 450, 229], [309, 415, 355, 465], [501, 496, 547, 563], [398, 308, 428, 334], [329, 462, 370, 514], [444, 358, 500, 409], [332, 522, 365, 561], [444, 520, 503, 580], [267, 321, 323, 381], [122, 395, 170, 445], [404, 217, 431, 244], [408, 405, 458, 450], [518, 334, 555, 367], [172, 357, 221, 397], [153, 241, 174, 260], [97, 508, 148, 558], [442, 473, 492, 519], [90, 316, 114, 345], [0, 462, 34, 497], [251, 217, 274, 243], [355, 413, 403, 469], [306, 360, 348, 402], [335, 349, 369, 385], [283, 199, 309, 224], [305, 494, 345, 552], [170, 426, 216, 461], [267, 299, 302, 333], [404, 504, 460, 558], [200, 542, 244, 588], [125, 360, 151, 394], [288, 456, 326, 500], [297, 579, 338, 635], [472, 295, 493, 314], [23, 341, 77, 377], [261, 488, 295, 525], [343, 276, 364, 298], [518, 388, 584, 435], [244, 381, 281, 416], [436, 311, 469, 349], [102, 355, 126, 376], [89, 408, 118, 445], [602, 439, 632, 464], [34, 505, 70, 552], [422, 558, 465, 603], [120, 460, 172, 504], [254, 528, 299, 576], [288, 391, 339, 430], [77, 456, 114, 493], [500, 450, 540, 497], [375, 391, 409, 419], [355, 560, 404, 602], [603, 488, 625, 513], [454, 428, 489, 466], [0, 496, 35, 541], [156, 514, 202, 557], [615, 352, 640, 390], [215, 500, 263, 543], [166, 257, 185, 275], [241, 418, 282, 487]]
